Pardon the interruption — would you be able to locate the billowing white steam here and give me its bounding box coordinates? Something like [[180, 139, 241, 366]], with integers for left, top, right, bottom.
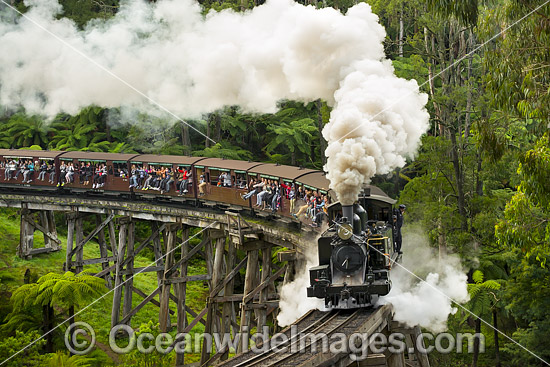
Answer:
[[277, 240, 324, 327], [322, 62, 429, 205], [379, 227, 469, 333], [1, 0, 428, 202], [278, 227, 469, 331]]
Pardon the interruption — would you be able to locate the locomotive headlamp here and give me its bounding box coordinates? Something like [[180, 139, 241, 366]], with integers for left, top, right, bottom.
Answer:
[[337, 223, 353, 240]]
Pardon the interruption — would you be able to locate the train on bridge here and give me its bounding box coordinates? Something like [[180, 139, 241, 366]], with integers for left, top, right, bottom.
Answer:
[[0, 148, 398, 309]]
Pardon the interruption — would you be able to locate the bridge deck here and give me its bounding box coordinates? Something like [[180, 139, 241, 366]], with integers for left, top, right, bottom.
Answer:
[[218, 305, 393, 367], [0, 191, 316, 250]]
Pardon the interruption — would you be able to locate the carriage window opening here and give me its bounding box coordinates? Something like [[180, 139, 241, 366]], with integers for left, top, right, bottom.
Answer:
[[113, 162, 128, 178], [235, 174, 247, 188], [209, 168, 232, 187]]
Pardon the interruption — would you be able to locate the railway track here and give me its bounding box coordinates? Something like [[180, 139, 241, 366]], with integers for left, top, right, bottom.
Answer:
[[218, 305, 391, 367]]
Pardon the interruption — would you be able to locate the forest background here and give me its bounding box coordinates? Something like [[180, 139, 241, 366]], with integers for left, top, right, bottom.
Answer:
[[0, 0, 549, 366]]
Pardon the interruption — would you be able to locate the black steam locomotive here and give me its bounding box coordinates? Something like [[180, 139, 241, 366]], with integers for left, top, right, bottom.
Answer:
[[307, 190, 397, 309]]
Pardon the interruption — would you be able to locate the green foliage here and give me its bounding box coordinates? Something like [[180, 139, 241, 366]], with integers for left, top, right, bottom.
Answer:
[[0, 330, 47, 367], [193, 142, 253, 161], [36, 271, 107, 311], [119, 321, 173, 367], [494, 136, 550, 364], [0, 114, 48, 149], [466, 270, 501, 317], [46, 351, 92, 367], [426, 0, 482, 26], [58, 0, 119, 29]]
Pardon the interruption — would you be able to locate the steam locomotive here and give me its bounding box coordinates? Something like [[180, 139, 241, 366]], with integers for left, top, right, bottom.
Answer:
[[307, 191, 397, 309]]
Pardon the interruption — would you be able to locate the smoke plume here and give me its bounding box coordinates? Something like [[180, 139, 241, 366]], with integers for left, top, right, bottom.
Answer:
[[277, 239, 324, 327], [322, 62, 430, 205], [1, 0, 428, 200], [379, 226, 470, 333]]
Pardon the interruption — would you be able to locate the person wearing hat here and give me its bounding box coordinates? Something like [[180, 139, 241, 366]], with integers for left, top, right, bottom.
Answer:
[[394, 204, 406, 254]]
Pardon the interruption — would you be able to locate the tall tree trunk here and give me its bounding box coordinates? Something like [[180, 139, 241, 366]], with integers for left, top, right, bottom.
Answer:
[[449, 128, 467, 230], [424, 27, 440, 134], [476, 155, 483, 196], [205, 115, 212, 148], [493, 309, 501, 367], [399, 3, 404, 57], [181, 121, 191, 155], [43, 305, 54, 353], [215, 113, 222, 142], [472, 318, 481, 367], [316, 99, 327, 165], [464, 34, 473, 140], [68, 305, 75, 355], [437, 217, 447, 261]]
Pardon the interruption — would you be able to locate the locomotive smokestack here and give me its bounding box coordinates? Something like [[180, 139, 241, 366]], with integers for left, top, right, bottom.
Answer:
[[342, 205, 354, 223]]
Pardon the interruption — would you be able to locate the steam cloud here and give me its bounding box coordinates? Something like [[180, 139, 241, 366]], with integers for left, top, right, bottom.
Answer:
[[277, 239, 324, 327], [1, 0, 428, 204], [278, 227, 469, 331], [379, 227, 470, 333]]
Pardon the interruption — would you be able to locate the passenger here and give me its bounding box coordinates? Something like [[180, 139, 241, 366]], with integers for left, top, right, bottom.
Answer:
[[92, 164, 106, 188], [289, 184, 296, 213], [14, 160, 24, 180], [84, 163, 93, 185], [271, 183, 282, 212], [7, 160, 16, 180], [22, 160, 34, 183], [142, 166, 153, 190], [223, 172, 232, 187], [159, 168, 169, 193], [99, 164, 107, 187], [57, 161, 67, 187], [297, 186, 305, 200], [178, 168, 191, 195], [66, 163, 75, 184], [138, 165, 147, 189], [312, 198, 328, 227], [293, 193, 311, 219], [217, 173, 224, 187], [240, 178, 259, 200], [198, 175, 207, 196], [254, 179, 268, 207], [151, 167, 163, 191], [3, 161, 10, 180], [30, 161, 37, 182], [393, 204, 406, 254], [129, 165, 139, 188], [78, 163, 86, 184], [236, 175, 246, 188], [164, 168, 175, 194], [256, 181, 272, 209], [48, 163, 56, 184], [38, 161, 48, 181]]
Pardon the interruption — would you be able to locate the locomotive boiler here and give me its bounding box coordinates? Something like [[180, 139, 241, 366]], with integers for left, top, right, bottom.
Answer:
[[307, 200, 395, 309]]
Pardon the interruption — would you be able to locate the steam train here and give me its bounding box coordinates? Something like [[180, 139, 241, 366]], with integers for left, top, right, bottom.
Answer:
[[0, 149, 334, 221], [0, 148, 399, 308], [0, 149, 397, 226], [307, 192, 397, 309]]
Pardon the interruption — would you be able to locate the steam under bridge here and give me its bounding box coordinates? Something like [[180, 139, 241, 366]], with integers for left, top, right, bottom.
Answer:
[[0, 192, 430, 367]]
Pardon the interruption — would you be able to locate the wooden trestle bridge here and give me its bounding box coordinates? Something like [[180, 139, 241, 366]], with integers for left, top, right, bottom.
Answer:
[[0, 193, 430, 367]]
